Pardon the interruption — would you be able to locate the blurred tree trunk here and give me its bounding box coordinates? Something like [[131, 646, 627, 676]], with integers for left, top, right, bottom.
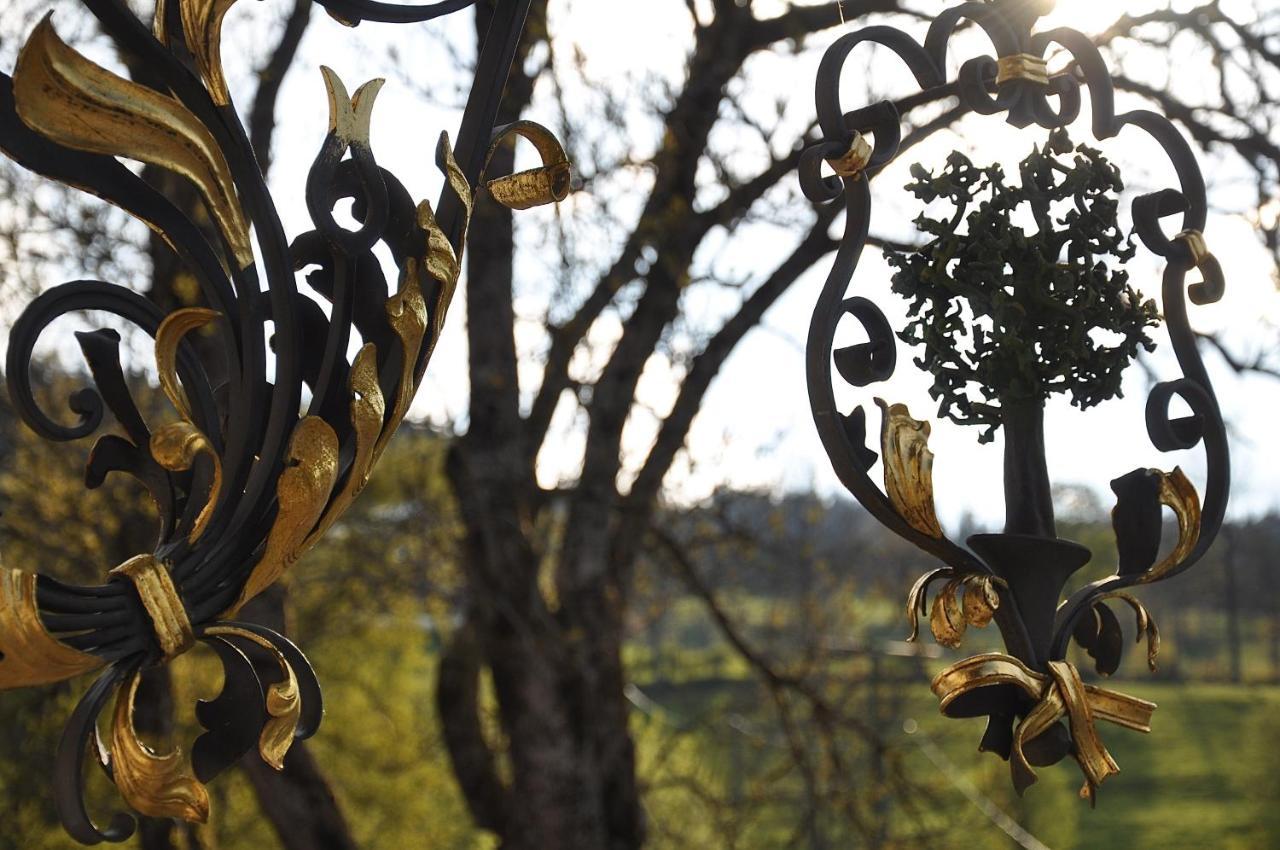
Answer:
[[442, 3, 859, 847], [443, 2, 643, 846]]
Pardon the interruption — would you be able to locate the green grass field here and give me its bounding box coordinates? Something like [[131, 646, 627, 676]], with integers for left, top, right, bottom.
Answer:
[[634, 673, 1280, 850], [906, 680, 1280, 849]]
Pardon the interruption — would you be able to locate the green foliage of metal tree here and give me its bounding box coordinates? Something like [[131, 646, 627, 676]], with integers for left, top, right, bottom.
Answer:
[[887, 129, 1161, 444]]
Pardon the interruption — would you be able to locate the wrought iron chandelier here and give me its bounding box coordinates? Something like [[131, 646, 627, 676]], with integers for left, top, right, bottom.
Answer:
[[0, 0, 567, 843], [803, 0, 1228, 803]]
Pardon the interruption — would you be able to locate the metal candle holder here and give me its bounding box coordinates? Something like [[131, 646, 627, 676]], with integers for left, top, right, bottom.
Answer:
[[802, 0, 1229, 802]]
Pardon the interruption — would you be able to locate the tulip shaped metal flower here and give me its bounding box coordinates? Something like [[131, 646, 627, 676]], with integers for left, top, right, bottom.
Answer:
[[802, 0, 1228, 803], [0, 0, 568, 843]]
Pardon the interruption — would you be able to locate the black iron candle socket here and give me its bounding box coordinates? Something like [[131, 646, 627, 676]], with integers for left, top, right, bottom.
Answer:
[[967, 532, 1093, 669]]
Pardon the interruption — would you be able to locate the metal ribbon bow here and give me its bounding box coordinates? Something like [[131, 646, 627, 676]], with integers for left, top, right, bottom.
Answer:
[[932, 653, 1156, 803]]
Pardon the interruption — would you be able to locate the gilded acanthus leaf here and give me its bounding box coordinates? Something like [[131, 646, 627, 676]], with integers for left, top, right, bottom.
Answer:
[[906, 568, 953, 642], [1141, 467, 1202, 583], [876, 399, 945, 539], [180, 0, 242, 106], [225, 417, 339, 615], [0, 568, 102, 690], [109, 672, 210, 823], [150, 421, 222, 543], [304, 344, 384, 548], [417, 198, 459, 287], [375, 274, 429, 461], [438, 132, 473, 224], [155, 308, 220, 423], [259, 662, 302, 770], [930, 580, 967, 648], [204, 626, 303, 770], [12, 18, 253, 267]]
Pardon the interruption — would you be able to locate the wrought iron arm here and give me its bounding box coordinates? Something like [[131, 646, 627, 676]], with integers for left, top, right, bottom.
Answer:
[[0, 0, 570, 843]]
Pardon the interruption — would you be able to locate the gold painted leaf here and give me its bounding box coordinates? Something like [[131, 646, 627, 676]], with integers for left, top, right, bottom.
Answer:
[[930, 580, 966, 648], [151, 421, 222, 543], [437, 132, 473, 223], [375, 275, 428, 461], [110, 672, 210, 823], [962, 575, 1003, 629], [13, 18, 252, 267], [0, 568, 102, 690], [905, 568, 952, 642], [320, 67, 384, 144], [259, 662, 301, 770], [226, 417, 339, 615], [483, 120, 572, 211], [417, 198, 460, 318], [1142, 467, 1201, 583], [1100, 592, 1161, 672], [876, 399, 945, 539], [155, 308, 221, 422], [180, 0, 242, 106], [304, 344, 384, 548], [203, 626, 304, 769]]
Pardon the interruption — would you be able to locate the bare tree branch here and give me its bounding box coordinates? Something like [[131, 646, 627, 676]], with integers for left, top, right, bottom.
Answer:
[[248, 0, 315, 176]]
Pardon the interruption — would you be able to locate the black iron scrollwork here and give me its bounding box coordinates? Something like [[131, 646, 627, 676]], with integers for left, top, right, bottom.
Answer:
[[0, 0, 570, 843], [804, 0, 1229, 802]]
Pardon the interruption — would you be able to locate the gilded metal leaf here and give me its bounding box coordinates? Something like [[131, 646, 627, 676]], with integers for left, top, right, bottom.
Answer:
[[906, 568, 953, 642], [155, 308, 220, 423], [109, 672, 210, 823], [930, 579, 966, 648], [876, 399, 945, 539], [12, 18, 253, 267], [1142, 467, 1202, 583], [483, 120, 572, 210], [320, 66, 384, 144], [305, 344, 385, 547], [203, 626, 303, 770], [259, 662, 301, 770], [375, 274, 429, 461], [1099, 592, 1162, 672], [226, 417, 340, 615], [150, 422, 222, 543], [437, 132, 473, 223], [0, 569, 102, 690], [962, 575, 1003, 629], [180, 0, 242, 106]]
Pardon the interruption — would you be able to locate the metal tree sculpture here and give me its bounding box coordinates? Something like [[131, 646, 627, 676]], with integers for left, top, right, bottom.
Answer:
[[889, 131, 1162, 537], [802, 0, 1228, 803], [0, 0, 568, 843]]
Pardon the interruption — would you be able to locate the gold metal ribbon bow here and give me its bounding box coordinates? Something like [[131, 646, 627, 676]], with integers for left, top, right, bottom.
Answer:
[[932, 653, 1156, 803]]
